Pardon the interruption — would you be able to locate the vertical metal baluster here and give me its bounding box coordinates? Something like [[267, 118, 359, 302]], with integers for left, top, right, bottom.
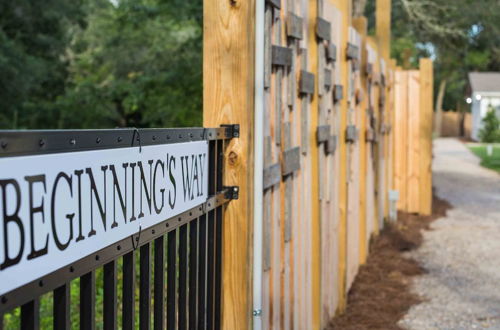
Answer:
[[167, 230, 177, 329], [178, 224, 188, 330], [54, 283, 70, 330], [154, 237, 165, 330], [188, 218, 199, 330], [104, 261, 117, 330], [140, 243, 151, 330], [21, 299, 39, 330], [197, 214, 207, 329], [123, 252, 135, 330], [80, 271, 95, 330], [214, 139, 224, 329], [206, 139, 217, 330]]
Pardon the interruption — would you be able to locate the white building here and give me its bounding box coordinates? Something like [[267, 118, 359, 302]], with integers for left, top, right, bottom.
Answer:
[[468, 72, 500, 141]]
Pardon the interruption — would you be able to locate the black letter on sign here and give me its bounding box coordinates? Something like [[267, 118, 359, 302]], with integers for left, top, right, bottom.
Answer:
[[138, 160, 154, 218], [24, 175, 49, 260], [0, 179, 25, 270], [168, 156, 176, 209], [181, 156, 193, 202], [110, 164, 128, 228], [51, 172, 75, 251], [74, 170, 85, 242], [86, 166, 108, 237], [153, 160, 165, 214]]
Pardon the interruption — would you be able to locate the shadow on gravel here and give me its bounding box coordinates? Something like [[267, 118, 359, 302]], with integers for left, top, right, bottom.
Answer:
[[327, 193, 452, 330]]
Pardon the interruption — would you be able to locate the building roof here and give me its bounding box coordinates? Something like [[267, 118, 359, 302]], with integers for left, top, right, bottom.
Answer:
[[469, 72, 500, 93]]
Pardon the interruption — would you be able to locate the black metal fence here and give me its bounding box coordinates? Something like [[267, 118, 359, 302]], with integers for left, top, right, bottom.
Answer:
[[0, 126, 239, 329]]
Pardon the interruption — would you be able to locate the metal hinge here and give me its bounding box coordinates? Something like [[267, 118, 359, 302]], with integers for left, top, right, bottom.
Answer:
[[224, 186, 240, 200], [221, 124, 240, 139]]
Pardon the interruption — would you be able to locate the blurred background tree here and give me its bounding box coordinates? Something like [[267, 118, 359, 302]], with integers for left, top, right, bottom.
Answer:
[[359, 0, 500, 132], [0, 0, 202, 129]]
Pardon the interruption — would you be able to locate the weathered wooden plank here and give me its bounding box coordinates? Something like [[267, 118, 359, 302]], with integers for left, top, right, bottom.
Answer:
[[299, 70, 315, 94], [316, 17, 331, 41], [272, 45, 293, 67], [282, 146, 301, 176], [300, 48, 309, 156], [264, 6, 272, 89], [334, 84, 344, 103], [419, 59, 433, 215], [326, 43, 337, 62], [407, 71, 421, 213], [263, 163, 281, 190], [317, 125, 331, 143], [286, 12, 303, 39], [324, 69, 332, 90], [346, 42, 359, 60]]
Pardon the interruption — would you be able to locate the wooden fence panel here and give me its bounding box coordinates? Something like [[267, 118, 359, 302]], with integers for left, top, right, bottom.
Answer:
[[407, 70, 421, 213]]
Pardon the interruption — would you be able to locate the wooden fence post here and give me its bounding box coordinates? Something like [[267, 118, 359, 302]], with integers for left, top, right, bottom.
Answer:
[[203, 1, 255, 329], [419, 58, 433, 215]]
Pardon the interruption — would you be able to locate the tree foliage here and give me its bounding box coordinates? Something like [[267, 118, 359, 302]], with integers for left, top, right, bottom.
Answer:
[[479, 106, 500, 143], [0, 0, 203, 129]]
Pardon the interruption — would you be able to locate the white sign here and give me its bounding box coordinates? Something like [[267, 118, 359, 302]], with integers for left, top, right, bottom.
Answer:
[[0, 141, 208, 295]]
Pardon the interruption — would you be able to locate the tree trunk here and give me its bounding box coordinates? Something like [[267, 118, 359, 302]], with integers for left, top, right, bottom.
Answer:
[[434, 78, 447, 137]]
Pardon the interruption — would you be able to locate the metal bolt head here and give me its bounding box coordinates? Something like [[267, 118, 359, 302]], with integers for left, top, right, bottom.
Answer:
[[69, 139, 76, 145], [39, 139, 45, 147], [0, 141, 7, 149], [96, 138, 101, 144]]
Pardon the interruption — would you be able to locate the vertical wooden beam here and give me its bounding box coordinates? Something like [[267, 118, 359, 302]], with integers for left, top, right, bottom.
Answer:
[[330, 0, 350, 313], [419, 58, 433, 215], [307, 0, 320, 328], [353, 17, 368, 265], [203, 0, 255, 328], [407, 70, 421, 214], [376, 0, 391, 59]]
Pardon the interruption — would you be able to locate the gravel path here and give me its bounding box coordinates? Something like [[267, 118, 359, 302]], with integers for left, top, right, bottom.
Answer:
[[400, 138, 500, 330]]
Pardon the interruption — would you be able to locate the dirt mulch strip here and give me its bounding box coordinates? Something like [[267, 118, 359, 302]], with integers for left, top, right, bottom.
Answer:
[[327, 194, 452, 330]]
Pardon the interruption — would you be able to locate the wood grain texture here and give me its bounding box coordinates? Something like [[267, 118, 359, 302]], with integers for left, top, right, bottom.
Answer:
[[394, 69, 408, 212], [407, 70, 421, 213], [419, 58, 433, 215], [352, 17, 368, 265], [203, 0, 254, 328]]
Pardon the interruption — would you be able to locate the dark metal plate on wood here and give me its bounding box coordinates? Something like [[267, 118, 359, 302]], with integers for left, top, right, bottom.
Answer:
[[316, 17, 331, 41], [346, 43, 359, 60], [266, 0, 281, 8], [327, 43, 337, 62], [366, 63, 373, 76], [334, 84, 343, 102], [381, 74, 386, 86], [282, 146, 301, 176], [272, 45, 293, 67], [263, 163, 281, 190], [324, 69, 332, 89], [366, 128, 375, 142], [287, 13, 303, 40], [300, 70, 315, 95], [326, 135, 337, 154], [346, 125, 359, 143], [317, 125, 330, 143]]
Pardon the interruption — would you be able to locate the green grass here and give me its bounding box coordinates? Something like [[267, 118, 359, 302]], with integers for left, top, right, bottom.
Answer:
[[468, 144, 500, 172]]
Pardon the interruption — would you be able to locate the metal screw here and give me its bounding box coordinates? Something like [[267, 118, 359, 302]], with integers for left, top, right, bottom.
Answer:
[[253, 309, 262, 317], [39, 139, 45, 147], [118, 137, 123, 142]]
